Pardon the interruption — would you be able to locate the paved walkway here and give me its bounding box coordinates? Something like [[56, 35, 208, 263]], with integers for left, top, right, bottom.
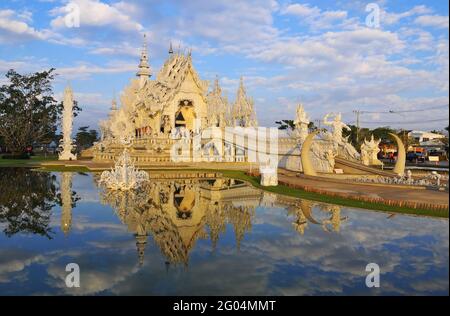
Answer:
[[278, 169, 449, 207]]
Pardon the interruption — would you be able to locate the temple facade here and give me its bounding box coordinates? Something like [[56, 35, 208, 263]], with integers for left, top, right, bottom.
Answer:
[[91, 37, 392, 177], [94, 36, 257, 163]]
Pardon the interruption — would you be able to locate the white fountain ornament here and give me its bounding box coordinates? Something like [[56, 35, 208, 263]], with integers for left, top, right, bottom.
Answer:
[[99, 136, 149, 190]]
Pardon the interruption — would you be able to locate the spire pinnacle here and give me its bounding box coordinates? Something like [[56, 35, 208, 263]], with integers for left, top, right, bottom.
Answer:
[[169, 41, 174, 54], [111, 94, 117, 111], [135, 234, 148, 267], [137, 33, 151, 82]]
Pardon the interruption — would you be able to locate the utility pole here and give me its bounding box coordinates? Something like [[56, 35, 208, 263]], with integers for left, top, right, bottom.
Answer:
[[353, 110, 361, 144], [314, 119, 321, 130]]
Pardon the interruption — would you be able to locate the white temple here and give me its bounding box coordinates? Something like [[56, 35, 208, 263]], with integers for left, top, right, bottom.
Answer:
[[94, 36, 257, 163], [89, 35, 404, 179]]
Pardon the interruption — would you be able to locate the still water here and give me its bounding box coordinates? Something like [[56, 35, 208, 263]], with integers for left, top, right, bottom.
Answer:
[[0, 168, 448, 295]]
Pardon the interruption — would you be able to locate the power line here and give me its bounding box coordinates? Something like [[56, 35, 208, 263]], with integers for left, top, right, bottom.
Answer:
[[356, 104, 448, 114], [357, 118, 449, 124]]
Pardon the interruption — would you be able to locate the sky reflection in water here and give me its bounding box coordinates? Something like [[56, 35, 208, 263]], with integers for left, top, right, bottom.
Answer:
[[0, 169, 448, 295]]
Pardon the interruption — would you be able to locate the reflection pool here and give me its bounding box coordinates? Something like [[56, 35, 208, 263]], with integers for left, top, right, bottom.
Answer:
[[0, 168, 448, 295]]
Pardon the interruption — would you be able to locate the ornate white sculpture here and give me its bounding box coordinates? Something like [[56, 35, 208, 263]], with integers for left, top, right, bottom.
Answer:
[[323, 112, 351, 144], [58, 85, 77, 160], [99, 137, 149, 190], [356, 171, 447, 187], [293, 104, 310, 143], [360, 135, 383, 166], [260, 166, 278, 186], [324, 149, 338, 170], [60, 172, 73, 235], [429, 171, 442, 187]]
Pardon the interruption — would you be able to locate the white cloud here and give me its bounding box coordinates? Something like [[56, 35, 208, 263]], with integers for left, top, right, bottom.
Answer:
[[0, 9, 51, 43], [415, 15, 450, 29], [56, 61, 137, 80], [281, 3, 351, 30], [50, 0, 144, 32], [382, 5, 432, 25], [281, 3, 321, 17]]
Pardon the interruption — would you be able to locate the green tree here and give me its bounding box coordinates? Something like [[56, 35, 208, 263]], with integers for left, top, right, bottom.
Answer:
[[275, 120, 319, 132], [0, 69, 58, 155], [371, 127, 396, 142], [0, 168, 58, 238], [308, 121, 321, 132], [275, 119, 295, 130], [75, 126, 98, 151], [342, 125, 371, 150], [0, 135, 5, 152]]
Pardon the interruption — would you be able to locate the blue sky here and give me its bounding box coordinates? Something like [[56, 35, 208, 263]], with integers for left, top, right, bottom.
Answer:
[[0, 0, 448, 131]]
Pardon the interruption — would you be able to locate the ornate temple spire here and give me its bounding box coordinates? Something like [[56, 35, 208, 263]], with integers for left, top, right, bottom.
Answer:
[[232, 77, 257, 127], [137, 33, 151, 87], [135, 233, 148, 267], [60, 172, 73, 236], [111, 94, 117, 111], [213, 75, 221, 94], [206, 76, 229, 127], [58, 84, 77, 160]]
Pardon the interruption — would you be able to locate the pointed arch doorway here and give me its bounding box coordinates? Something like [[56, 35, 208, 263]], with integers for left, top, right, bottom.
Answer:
[[175, 100, 196, 131]]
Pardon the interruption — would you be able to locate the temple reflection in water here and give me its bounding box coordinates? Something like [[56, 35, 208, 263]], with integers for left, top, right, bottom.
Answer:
[[59, 172, 346, 267]]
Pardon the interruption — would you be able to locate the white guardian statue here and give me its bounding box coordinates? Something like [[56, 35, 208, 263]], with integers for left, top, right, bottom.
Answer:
[[323, 112, 351, 144], [293, 103, 310, 143], [59, 85, 77, 161]]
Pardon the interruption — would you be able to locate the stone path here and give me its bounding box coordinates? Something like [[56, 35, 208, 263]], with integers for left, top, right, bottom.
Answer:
[[278, 169, 449, 207]]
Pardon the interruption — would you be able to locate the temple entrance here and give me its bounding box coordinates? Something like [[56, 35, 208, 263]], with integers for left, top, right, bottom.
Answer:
[[174, 185, 195, 220], [175, 100, 196, 131]]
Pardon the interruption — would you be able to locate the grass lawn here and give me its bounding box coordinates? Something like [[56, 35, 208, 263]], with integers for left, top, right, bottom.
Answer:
[[0, 155, 58, 167]]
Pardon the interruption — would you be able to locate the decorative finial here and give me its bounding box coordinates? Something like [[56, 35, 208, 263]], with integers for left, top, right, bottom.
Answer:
[[137, 33, 151, 84], [135, 234, 147, 267], [168, 41, 174, 54], [111, 95, 117, 111]]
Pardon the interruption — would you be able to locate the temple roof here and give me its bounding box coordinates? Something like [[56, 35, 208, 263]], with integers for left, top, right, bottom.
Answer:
[[135, 52, 209, 116]]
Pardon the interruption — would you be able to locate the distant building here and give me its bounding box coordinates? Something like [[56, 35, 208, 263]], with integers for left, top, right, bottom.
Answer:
[[408, 130, 446, 143]]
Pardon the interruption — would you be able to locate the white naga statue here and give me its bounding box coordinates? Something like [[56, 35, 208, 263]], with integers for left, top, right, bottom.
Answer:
[[360, 135, 382, 166], [323, 112, 351, 144], [293, 104, 310, 143], [59, 86, 77, 161]]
